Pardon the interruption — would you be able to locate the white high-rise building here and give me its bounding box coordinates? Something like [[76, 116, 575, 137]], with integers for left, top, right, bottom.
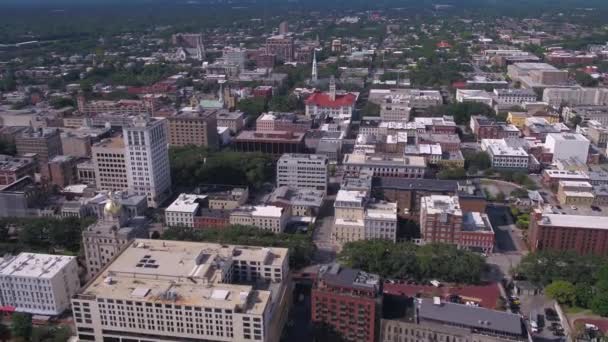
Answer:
[[124, 116, 172, 208], [72, 239, 290, 342], [545, 133, 590, 163], [277, 153, 329, 193], [0, 253, 80, 316]]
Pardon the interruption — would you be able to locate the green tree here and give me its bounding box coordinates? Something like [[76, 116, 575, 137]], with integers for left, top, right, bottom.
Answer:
[[237, 97, 267, 119], [437, 167, 467, 180], [11, 313, 32, 341], [575, 283, 594, 308], [575, 71, 599, 87], [361, 101, 381, 117], [426, 102, 495, 125], [545, 280, 577, 305], [464, 151, 491, 171], [591, 288, 608, 316], [49, 97, 75, 109], [0, 322, 10, 342]]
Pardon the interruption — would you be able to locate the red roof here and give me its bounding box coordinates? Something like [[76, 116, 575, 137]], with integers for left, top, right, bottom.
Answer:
[[305, 92, 356, 108], [452, 81, 467, 89], [383, 282, 500, 309], [437, 41, 452, 48], [0, 306, 15, 312]]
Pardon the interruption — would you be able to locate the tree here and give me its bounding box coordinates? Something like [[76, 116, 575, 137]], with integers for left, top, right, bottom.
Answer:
[[575, 71, 599, 87], [0, 323, 10, 342], [11, 313, 32, 341], [545, 280, 576, 305], [49, 97, 75, 109], [237, 97, 266, 119], [591, 287, 608, 316], [437, 167, 467, 180], [361, 101, 381, 117], [425, 102, 495, 125], [464, 151, 491, 171]]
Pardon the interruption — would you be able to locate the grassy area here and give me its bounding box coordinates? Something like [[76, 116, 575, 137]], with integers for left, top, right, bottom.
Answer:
[[564, 306, 592, 315]]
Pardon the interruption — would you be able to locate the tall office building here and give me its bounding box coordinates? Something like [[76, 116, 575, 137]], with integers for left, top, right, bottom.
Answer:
[[92, 136, 129, 192], [265, 35, 294, 62], [278, 21, 289, 35], [276, 154, 329, 193], [0, 253, 79, 316], [72, 239, 291, 342], [123, 116, 172, 208]]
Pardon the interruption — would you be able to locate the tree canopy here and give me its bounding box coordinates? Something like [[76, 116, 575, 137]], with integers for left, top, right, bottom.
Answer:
[[339, 240, 485, 284], [425, 102, 495, 125]]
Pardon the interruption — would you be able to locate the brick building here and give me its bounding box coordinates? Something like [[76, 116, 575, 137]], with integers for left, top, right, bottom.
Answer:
[[312, 264, 381, 342], [529, 210, 608, 256], [167, 110, 219, 148], [0, 156, 36, 188]]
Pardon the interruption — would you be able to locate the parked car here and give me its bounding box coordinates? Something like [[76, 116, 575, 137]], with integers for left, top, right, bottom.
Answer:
[[545, 308, 559, 321]]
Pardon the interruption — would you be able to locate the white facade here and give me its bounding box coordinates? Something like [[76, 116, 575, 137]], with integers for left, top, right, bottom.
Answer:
[[230, 205, 289, 233], [72, 239, 290, 342], [124, 116, 172, 208], [165, 194, 208, 227], [364, 201, 398, 242], [456, 89, 494, 106], [276, 154, 328, 193], [481, 139, 529, 169], [545, 133, 590, 163], [0, 253, 79, 315], [543, 87, 608, 107], [493, 88, 537, 105], [379, 97, 412, 122]]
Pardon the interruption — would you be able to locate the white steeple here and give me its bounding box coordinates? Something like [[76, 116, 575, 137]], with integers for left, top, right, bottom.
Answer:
[[312, 50, 318, 83]]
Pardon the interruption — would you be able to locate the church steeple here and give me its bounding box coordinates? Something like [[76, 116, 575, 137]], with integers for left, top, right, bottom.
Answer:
[[312, 50, 318, 83]]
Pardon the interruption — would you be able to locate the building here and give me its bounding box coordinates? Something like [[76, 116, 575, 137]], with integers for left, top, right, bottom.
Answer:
[[256, 112, 312, 133], [364, 201, 398, 242], [230, 205, 289, 233], [234, 131, 305, 156], [82, 194, 149, 279], [265, 35, 294, 62], [404, 144, 442, 165], [268, 186, 324, 218], [72, 239, 290, 342], [15, 127, 62, 165], [414, 117, 458, 135], [61, 132, 92, 158], [0, 253, 79, 316], [420, 195, 494, 253], [557, 181, 595, 206], [276, 154, 328, 193], [378, 96, 412, 122], [542, 169, 590, 187], [0, 156, 36, 188], [455, 89, 494, 106], [343, 153, 426, 179], [564, 106, 608, 126], [470, 116, 520, 141], [545, 133, 590, 164], [493, 88, 537, 106], [543, 87, 608, 107], [77, 97, 157, 116], [305, 78, 357, 119], [216, 110, 245, 134], [529, 210, 608, 255], [278, 21, 289, 35], [381, 297, 526, 342], [312, 264, 381, 342], [92, 136, 128, 192], [123, 116, 172, 208], [507, 63, 569, 88], [333, 190, 367, 244], [586, 121, 608, 148], [369, 89, 442, 109], [545, 51, 596, 65], [222, 47, 247, 71], [168, 110, 218, 148], [46, 155, 78, 188], [165, 193, 209, 227], [481, 139, 530, 169], [172, 33, 205, 60], [0, 177, 47, 217]]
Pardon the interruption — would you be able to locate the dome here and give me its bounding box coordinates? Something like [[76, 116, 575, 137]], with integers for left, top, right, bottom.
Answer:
[[104, 194, 122, 217]]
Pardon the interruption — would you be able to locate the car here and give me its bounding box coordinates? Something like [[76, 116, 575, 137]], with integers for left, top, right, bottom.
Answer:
[[591, 205, 603, 212], [545, 308, 559, 321], [556, 205, 562, 209], [537, 314, 545, 328]]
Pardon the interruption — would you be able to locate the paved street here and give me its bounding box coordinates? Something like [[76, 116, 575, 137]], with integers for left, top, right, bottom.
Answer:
[[485, 205, 527, 281], [312, 192, 338, 264]]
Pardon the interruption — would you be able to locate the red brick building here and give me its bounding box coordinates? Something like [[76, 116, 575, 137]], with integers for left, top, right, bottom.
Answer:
[[193, 209, 230, 229], [528, 211, 608, 255], [312, 264, 381, 342], [0, 156, 36, 187], [420, 195, 494, 253]]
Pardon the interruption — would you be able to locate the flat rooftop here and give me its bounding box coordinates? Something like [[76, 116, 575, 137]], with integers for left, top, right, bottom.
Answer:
[[539, 214, 608, 230], [0, 253, 75, 279], [93, 136, 125, 149], [422, 195, 461, 215], [78, 239, 288, 313], [166, 194, 208, 213]]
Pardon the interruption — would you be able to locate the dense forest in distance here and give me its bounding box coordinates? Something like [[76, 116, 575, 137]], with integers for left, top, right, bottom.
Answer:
[[1, 0, 608, 44]]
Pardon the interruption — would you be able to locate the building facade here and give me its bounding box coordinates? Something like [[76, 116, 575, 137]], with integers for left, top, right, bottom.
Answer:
[[0, 253, 79, 316], [123, 116, 172, 208], [72, 239, 291, 342], [168, 110, 218, 148], [92, 136, 129, 192], [276, 153, 328, 193]]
